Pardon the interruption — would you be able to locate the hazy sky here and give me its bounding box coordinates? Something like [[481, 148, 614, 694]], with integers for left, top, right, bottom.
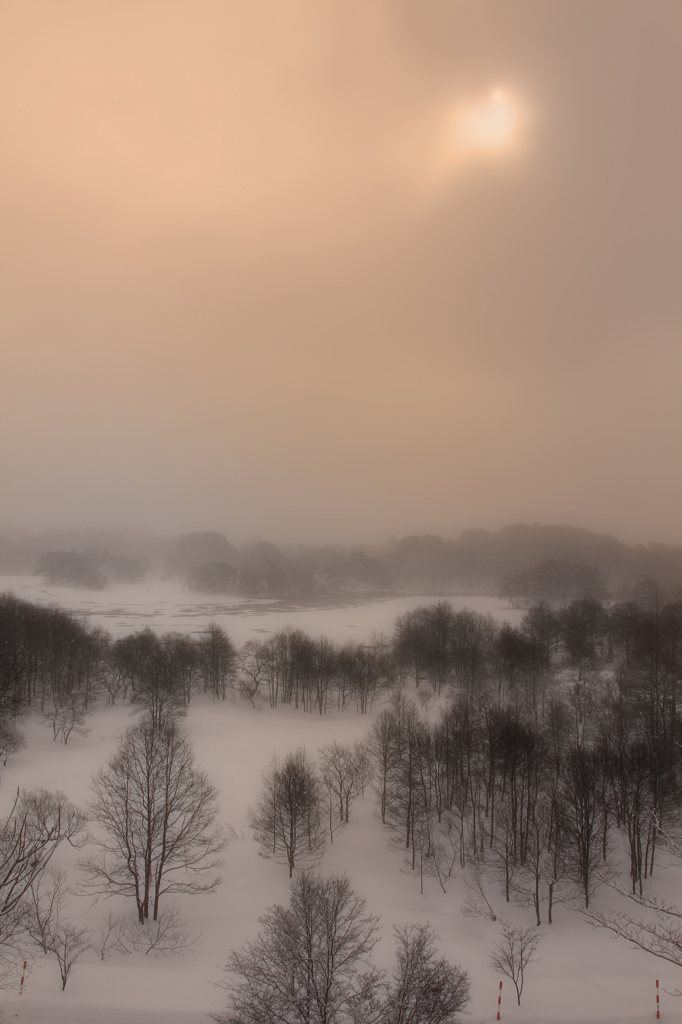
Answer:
[[2, 1, 682, 545]]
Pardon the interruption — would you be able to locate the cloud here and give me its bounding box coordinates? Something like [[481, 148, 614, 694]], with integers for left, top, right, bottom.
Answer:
[[1, 0, 682, 544]]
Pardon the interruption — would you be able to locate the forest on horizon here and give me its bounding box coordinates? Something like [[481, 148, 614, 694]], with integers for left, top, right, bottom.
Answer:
[[2, 523, 682, 605]]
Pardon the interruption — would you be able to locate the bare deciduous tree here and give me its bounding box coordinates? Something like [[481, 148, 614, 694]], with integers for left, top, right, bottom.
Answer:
[[91, 903, 198, 959], [25, 869, 90, 990], [25, 868, 69, 954], [92, 908, 127, 960], [119, 629, 189, 729], [212, 872, 382, 1024], [488, 921, 542, 1006], [0, 720, 25, 772], [198, 623, 237, 701], [319, 740, 370, 825], [118, 903, 199, 956], [383, 923, 470, 1024], [248, 748, 325, 877], [81, 717, 225, 922], [585, 883, 682, 981], [45, 921, 90, 990], [0, 789, 86, 921], [39, 690, 92, 745], [461, 863, 498, 922]]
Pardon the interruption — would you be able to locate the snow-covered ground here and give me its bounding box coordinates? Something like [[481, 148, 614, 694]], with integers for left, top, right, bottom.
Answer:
[[0, 577, 679, 1023]]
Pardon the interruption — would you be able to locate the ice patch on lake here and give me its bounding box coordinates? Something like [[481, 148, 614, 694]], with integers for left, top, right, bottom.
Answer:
[[0, 575, 523, 642]]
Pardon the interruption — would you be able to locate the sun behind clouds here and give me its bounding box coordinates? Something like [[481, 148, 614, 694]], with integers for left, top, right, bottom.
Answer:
[[451, 87, 524, 158]]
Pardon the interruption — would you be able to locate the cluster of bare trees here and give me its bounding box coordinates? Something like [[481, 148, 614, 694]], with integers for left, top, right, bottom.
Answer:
[[0, 593, 105, 747], [213, 872, 470, 1024], [0, 596, 399, 743], [10, 589, 680, 736], [239, 627, 396, 713], [249, 743, 371, 875], [0, 597, 229, 990], [366, 684, 678, 917], [4, 586, 682, 997], [500, 559, 609, 606], [0, 789, 88, 987], [35, 549, 146, 590], [394, 604, 494, 695], [110, 623, 238, 715], [368, 593, 682, 926], [0, 596, 242, 752], [394, 595, 682, 709]]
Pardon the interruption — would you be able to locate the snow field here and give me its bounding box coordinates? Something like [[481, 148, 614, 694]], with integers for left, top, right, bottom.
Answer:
[[0, 577, 678, 1023]]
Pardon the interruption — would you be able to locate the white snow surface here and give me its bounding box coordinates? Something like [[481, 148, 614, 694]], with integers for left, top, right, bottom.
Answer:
[[0, 577, 678, 1023], [0, 575, 524, 642]]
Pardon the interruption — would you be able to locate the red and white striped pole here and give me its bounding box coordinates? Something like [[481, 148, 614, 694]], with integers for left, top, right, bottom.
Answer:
[[19, 961, 26, 996], [496, 980, 502, 1020], [656, 978, 660, 1019]]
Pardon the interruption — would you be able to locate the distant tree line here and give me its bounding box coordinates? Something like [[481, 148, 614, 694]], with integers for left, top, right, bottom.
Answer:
[[499, 559, 609, 606], [35, 549, 147, 589], [4, 589, 682, 735], [10, 522, 682, 600]]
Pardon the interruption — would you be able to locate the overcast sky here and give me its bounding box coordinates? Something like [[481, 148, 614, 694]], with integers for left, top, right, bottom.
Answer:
[[2, 1, 681, 545]]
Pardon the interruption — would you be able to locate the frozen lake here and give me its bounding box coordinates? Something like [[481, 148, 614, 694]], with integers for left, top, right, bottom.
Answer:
[[0, 575, 524, 644]]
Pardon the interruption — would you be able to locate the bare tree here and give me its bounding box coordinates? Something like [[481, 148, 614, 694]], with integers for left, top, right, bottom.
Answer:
[[81, 717, 225, 922], [0, 720, 24, 784], [461, 863, 497, 922], [237, 640, 267, 707], [117, 903, 199, 956], [90, 903, 198, 959], [584, 883, 682, 980], [319, 741, 370, 826], [92, 908, 127, 960], [383, 923, 470, 1024], [0, 789, 86, 925], [409, 810, 450, 896], [212, 872, 382, 1024], [561, 745, 609, 907], [25, 868, 70, 954], [488, 921, 542, 1006], [25, 869, 90, 990], [39, 689, 92, 744], [45, 921, 90, 990], [320, 778, 348, 846], [120, 629, 188, 729], [248, 748, 325, 877], [198, 623, 237, 701]]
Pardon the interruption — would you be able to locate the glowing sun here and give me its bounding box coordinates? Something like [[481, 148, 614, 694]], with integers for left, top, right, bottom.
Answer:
[[452, 89, 521, 156]]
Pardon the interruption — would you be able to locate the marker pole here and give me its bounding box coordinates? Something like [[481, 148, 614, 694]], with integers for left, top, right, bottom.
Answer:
[[19, 961, 26, 996], [656, 978, 660, 1019], [497, 980, 502, 1021]]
